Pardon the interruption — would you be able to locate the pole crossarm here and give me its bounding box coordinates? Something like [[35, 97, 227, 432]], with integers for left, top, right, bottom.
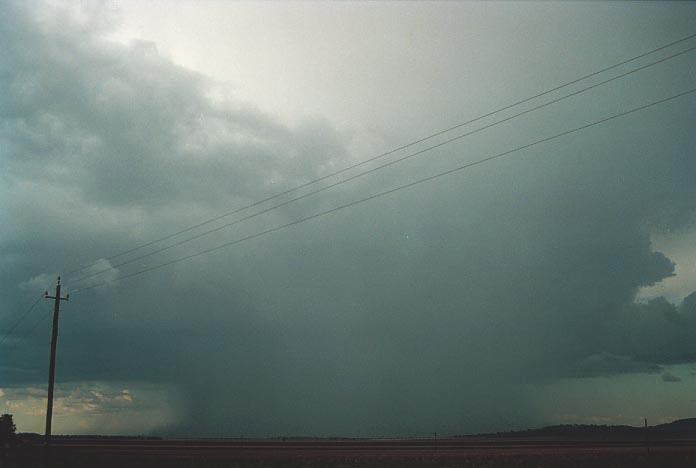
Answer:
[[44, 294, 69, 300]]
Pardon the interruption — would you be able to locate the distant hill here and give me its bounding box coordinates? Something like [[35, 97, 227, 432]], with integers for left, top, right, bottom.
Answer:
[[652, 418, 696, 434], [458, 418, 696, 438]]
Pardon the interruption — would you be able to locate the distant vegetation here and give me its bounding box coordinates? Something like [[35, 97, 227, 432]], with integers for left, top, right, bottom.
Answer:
[[0, 414, 17, 448]]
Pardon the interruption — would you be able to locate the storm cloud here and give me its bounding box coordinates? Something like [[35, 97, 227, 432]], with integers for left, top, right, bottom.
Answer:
[[2, 1, 696, 436]]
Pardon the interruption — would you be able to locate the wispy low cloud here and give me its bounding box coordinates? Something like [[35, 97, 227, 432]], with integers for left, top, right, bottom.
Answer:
[[19, 272, 60, 293], [661, 371, 682, 383], [65, 258, 120, 292], [19, 258, 120, 295], [57, 386, 135, 416], [570, 351, 663, 378]]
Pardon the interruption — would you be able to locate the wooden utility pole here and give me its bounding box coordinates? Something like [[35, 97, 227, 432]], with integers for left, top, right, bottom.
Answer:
[[44, 276, 69, 446]]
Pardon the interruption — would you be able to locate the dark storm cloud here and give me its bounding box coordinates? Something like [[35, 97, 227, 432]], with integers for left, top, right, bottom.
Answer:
[[0, 0, 350, 432], [2, 0, 696, 436], [602, 293, 696, 365]]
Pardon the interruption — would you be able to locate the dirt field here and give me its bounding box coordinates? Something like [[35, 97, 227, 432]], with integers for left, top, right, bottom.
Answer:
[[4, 436, 696, 467]]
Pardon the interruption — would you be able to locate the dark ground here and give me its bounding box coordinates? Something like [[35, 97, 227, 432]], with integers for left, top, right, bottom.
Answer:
[[3, 435, 696, 468]]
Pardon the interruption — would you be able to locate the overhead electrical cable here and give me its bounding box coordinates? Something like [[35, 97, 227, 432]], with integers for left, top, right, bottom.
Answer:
[[2, 303, 51, 359], [0, 294, 44, 347], [63, 31, 696, 280], [70, 86, 696, 294], [68, 45, 696, 287]]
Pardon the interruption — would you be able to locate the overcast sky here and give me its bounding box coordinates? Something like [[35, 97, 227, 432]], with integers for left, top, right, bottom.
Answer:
[[1, 0, 696, 436]]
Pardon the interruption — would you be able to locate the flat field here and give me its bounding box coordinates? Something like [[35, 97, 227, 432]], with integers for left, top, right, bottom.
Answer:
[[4, 435, 696, 467]]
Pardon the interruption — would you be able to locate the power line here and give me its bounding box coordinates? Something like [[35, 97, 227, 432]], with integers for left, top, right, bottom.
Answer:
[[68, 44, 696, 288], [0, 294, 44, 347], [63, 31, 696, 280], [1, 302, 51, 358], [25, 303, 51, 340], [71, 86, 696, 294]]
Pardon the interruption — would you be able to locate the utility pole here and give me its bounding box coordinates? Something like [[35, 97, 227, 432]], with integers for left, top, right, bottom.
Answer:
[[44, 276, 69, 446]]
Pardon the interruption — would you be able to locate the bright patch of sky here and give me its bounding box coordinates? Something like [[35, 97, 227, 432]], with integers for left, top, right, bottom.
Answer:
[[0, 381, 181, 435]]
